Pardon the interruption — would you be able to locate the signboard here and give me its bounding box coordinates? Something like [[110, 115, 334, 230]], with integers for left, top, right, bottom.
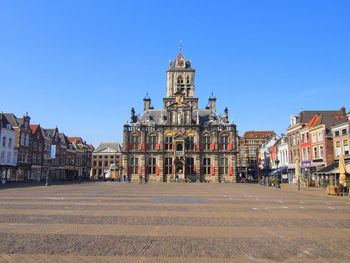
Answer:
[[301, 161, 311, 167], [50, 145, 56, 159]]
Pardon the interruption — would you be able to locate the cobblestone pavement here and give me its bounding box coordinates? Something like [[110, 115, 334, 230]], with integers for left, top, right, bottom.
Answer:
[[0, 182, 350, 263]]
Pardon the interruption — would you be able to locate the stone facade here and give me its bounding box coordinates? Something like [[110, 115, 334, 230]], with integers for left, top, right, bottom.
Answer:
[[91, 142, 122, 180], [122, 52, 238, 183]]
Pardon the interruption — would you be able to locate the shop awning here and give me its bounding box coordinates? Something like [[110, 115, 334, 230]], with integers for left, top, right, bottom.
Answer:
[[329, 163, 350, 174], [267, 166, 288, 176], [316, 162, 350, 174]]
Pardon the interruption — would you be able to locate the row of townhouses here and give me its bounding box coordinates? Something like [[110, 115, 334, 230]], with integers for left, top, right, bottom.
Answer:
[[257, 107, 349, 182], [0, 113, 94, 182]]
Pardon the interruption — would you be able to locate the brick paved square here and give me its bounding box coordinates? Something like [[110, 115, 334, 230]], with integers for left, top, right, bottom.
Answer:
[[0, 182, 349, 263]]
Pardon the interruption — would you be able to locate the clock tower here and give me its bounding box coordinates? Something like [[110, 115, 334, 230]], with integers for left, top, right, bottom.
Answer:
[[164, 52, 198, 109]]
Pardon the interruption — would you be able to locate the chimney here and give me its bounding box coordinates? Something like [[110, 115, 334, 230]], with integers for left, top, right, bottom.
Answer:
[[340, 106, 346, 116]]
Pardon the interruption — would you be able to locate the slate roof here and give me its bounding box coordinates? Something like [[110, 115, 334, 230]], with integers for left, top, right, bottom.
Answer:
[[305, 114, 347, 135], [94, 142, 121, 153], [59, 133, 68, 146], [135, 109, 228, 126], [299, 109, 346, 123], [0, 114, 13, 130], [3, 113, 19, 127], [44, 129, 57, 137]]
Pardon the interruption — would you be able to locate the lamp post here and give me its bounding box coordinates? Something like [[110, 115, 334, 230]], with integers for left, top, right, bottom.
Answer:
[[275, 159, 280, 188]]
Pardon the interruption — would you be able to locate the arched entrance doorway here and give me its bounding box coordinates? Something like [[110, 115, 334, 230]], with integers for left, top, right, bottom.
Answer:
[[174, 158, 185, 181]]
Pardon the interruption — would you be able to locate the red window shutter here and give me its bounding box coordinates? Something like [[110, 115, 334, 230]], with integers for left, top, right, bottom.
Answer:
[[172, 143, 175, 151], [145, 144, 148, 150], [156, 144, 161, 151], [138, 144, 142, 151], [138, 166, 142, 175], [172, 166, 175, 174], [156, 166, 159, 175], [228, 166, 233, 175], [210, 166, 215, 175], [228, 143, 232, 151], [194, 144, 197, 150], [193, 166, 196, 172], [217, 143, 220, 150], [199, 143, 203, 150], [210, 144, 215, 151], [128, 144, 131, 151]]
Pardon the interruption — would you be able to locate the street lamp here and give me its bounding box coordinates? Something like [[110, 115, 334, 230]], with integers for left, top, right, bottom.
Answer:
[[275, 159, 280, 188]]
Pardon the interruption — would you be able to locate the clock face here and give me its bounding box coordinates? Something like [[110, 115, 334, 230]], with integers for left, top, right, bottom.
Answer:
[[177, 59, 184, 67], [176, 95, 183, 104]]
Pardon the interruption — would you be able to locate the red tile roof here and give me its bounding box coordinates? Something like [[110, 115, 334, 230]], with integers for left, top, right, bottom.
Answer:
[[68, 137, 83, 144], [306, 115, 321, 127], [30, 124, 39, 135], [30, 124, 45, 136], [243, 131, 275, 138]]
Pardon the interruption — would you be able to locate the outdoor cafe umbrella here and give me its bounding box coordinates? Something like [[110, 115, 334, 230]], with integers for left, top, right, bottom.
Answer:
[[295, 156, 301, 191], [339, 155, 347, 188]]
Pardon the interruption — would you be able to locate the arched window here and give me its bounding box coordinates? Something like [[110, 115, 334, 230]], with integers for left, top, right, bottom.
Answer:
[[176, 143, 183, 151], [177, 75, 184, 84]]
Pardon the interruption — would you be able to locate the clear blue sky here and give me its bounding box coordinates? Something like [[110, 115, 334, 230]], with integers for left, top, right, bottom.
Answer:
[[1, 0, 349, 146]]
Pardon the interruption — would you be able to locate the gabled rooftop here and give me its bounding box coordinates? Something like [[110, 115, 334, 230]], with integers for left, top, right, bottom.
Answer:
[[243, 131, 275, 138]]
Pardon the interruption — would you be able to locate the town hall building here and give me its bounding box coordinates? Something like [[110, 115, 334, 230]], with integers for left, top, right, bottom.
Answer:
[[122, 51, 238, 183]]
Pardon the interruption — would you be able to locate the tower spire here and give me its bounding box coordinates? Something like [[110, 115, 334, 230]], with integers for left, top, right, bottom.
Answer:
[[179, 40, 182, 53]]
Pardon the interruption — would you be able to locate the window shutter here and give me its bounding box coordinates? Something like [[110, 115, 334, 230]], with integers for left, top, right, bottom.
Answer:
[[156, 144, 161, 151], [210, 166, 215, 175], [210, 144, 215, 151], [199, 144, 203, 150], [228, 166, 233, 175], [228, 143, 232, 151], [138, 144, 142, 151], [156, 166, 160, 175], [138, 166, 142, 175], [194, 144, 197, 151]]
